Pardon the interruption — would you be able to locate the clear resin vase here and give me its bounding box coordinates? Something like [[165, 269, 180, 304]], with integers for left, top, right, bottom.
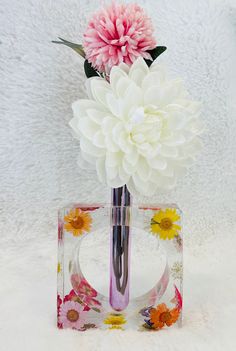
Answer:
[[57, 190, 183, 332]]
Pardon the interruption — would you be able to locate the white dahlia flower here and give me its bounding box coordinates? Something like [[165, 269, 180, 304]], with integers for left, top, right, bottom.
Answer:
[[70, 58, 202, 196]]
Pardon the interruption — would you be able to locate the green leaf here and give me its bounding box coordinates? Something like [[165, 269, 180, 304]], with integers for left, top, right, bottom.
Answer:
[[83, 323, 97, 330], [91, 307, 101, 313], [52, 37, 86, 58], [84, 60, 99, 78], [145, 46, 167, 67]]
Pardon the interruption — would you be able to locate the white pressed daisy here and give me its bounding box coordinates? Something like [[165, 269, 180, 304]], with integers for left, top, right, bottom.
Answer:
[[70, 58, 202, 196]]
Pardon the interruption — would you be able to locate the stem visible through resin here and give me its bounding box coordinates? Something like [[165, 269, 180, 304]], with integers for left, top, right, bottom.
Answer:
[[110, 186, 131, 311]]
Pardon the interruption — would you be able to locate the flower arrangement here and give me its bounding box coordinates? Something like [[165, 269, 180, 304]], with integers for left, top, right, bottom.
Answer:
[[53, 1, 202, 197], [55, 0, 199, 333]]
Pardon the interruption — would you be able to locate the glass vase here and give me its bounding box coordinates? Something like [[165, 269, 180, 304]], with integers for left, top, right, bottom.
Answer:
[[57, 195, 183, 331]]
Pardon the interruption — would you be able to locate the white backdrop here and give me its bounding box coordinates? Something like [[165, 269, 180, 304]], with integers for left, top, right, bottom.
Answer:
[[0, 0, 236, 350]]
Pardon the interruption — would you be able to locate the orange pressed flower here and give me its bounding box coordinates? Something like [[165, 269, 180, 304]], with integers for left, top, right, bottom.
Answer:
[[150, 303, 180, 330], [64, 208, 92, 236]]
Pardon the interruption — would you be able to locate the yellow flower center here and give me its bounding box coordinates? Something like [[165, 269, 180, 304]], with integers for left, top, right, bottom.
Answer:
[[159, 311, 171, 323], [67, 309, 79, 322], [159, 218, 173, 231], [71, 217, 84, 229]]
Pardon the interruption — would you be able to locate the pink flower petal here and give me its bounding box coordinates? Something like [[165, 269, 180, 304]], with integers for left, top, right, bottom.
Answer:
[[83, 3, 156, 73]]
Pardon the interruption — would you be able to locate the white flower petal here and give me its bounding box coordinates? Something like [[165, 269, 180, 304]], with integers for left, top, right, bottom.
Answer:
[[147, 157, 167, 170], [160, 145, 179, 158], [96, 158, 106, 183], [78, 117, 98, 140], [80, 137, 105, 157], [87, 109, 110, 125], [106, 151, 122, 168], [119, 166, 130, 183], [105, 134, 120, 152], [122, 158, 136, 175], [72, 99, 103, 118], [107, 176, 126, 188], [144, 86, 162, 107], [106, 164, 119, 180], [129, 69, 146, 87], [93, 131, 106, 148], [69, 117, 80, 136], [124, 148, 139, 166], [163, 133, 186, 146], [180, 138, 203, 157], [110, 66, 128, 92], [142, 70, 165, 91], [136, 157, 151, 181], [122, 84, 143, 117], [118, 62, 130, 74], [150, 62, 167, 77], [129, 57, 149, 86], [106, 93, 122, 118], [115, 77, 132, 99], [102, 116, 117, 134], [118, 132, 133, 153], [89, 78, 111, 106]]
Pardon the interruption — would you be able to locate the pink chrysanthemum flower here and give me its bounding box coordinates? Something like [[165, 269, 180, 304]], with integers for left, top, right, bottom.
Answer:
[[83, 2, 156, 73], [59, 301, 86, 330]]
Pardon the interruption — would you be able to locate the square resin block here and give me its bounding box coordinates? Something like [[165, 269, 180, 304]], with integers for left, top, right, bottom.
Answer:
[[57, 204, 183, 332]]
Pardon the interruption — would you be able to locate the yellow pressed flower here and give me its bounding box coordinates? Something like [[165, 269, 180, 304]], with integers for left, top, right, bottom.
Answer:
[[104, 313, 126, 326], [109, 325, 124, 330], [64, 208, 92, 236], [57, 263, 61, 273], [151, 208, 181, 240]]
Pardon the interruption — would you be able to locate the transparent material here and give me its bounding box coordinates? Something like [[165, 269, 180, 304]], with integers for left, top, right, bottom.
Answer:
[[57, 204, 183, 331]]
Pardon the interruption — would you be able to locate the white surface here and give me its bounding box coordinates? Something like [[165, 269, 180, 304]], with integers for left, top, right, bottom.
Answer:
[[0, 0, 236, 350]]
